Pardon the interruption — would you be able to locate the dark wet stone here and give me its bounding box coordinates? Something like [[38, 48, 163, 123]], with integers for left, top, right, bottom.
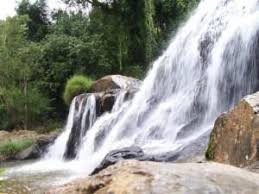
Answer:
[[91, 146, 183, 175], [91, 146, 145, 175]]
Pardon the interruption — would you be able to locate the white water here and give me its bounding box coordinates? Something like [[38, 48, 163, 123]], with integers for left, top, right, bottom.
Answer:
[[45, 94, 97, 160], [5, 0, 259, 183], [44, 98, 77, 160], [74, 0, 259, 172]]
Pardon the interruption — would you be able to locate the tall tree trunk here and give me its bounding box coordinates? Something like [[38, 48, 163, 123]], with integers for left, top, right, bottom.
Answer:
[[24, 75, 28, 130]]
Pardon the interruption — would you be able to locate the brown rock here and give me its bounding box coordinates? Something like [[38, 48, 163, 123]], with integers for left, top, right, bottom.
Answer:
[[47, 160, 259, 194], [89, 75, 141, 93], [206, 92, 259, 167]]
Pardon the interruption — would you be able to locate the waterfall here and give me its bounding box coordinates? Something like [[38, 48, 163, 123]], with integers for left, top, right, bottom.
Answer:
[[45, 0, 259, 173], [45, 94, 97, 160]]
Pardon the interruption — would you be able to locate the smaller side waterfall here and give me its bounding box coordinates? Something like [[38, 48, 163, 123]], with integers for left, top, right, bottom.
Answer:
[[64, 94, 97, 159], [44, 98, 77, 160], [45, 90, 130, 161], [45, 95, 97, 160]]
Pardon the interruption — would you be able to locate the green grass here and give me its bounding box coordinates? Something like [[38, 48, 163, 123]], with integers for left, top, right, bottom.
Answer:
[[0, 168, 5, 175], [63, 75, 94, 105], [0, 139, 34, 157]]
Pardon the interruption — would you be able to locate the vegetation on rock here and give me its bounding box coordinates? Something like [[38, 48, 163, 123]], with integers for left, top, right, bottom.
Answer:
[[0, 139, 34, 157], [63, 75, 94, 105]]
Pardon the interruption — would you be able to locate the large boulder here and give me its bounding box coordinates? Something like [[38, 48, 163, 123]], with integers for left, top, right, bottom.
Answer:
[[48, 160, 259, 194], [90, 75, 142, 113], [206, 92, 259, 167], [89, 75, 141, 93]]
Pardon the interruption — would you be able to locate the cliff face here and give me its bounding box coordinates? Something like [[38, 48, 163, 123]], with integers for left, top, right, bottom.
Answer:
[[206, 92, 259, 167]]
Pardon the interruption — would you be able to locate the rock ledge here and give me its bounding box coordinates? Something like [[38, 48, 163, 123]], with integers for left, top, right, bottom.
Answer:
[[48, 160, 259, 194]]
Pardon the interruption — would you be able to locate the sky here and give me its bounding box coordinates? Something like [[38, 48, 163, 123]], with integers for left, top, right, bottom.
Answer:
[[0, 0, 67, 20]]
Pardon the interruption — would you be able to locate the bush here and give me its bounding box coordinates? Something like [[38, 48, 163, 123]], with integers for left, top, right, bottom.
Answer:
[[63, 75, 94, 105], [0, 139, 34, 157]]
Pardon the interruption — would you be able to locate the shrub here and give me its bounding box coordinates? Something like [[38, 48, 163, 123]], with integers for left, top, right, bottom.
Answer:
[[63, 75, 94, 105], [0, 139, 34, 157]]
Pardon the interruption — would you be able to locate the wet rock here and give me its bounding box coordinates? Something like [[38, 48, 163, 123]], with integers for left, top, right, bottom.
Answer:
[[91, 132, 209, 174], [100, 90, 119, 113], [100, 88, 139, 113], [206, 92, 259, 167], [91, 146, 145, 174], [91, 146, 183, 175], [15, 145, 40, 160], [48, 160, 259, 194], [37, 133, 58, 148]]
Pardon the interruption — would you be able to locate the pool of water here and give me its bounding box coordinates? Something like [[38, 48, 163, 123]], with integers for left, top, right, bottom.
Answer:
[[0, 160, 86, 194]]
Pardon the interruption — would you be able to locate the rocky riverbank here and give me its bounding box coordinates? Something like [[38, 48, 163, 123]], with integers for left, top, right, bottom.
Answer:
[[0, 130, 58, 161], [48, 160, 259, 194]]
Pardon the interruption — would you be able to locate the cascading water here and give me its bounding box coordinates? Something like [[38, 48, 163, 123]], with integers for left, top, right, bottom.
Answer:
[[45, 94, 97, 160], [73, 0, 259, 172], [4, 0, 259, 186]]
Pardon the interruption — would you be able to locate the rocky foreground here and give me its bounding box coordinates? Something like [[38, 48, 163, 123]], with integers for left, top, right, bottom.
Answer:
[[48, 160, 259, 194], [0, 130, 58, 161]]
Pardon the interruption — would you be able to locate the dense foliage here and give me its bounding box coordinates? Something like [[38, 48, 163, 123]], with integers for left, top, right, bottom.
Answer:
[[0, 0, 199, 130], [0, 16, 50, 130]]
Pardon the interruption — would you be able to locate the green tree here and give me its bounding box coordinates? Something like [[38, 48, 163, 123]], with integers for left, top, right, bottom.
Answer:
[[62, 0, 157, 69], [0, 16, 50, 130], [16, 0, 49, 41], [154, 0, 199, 42]]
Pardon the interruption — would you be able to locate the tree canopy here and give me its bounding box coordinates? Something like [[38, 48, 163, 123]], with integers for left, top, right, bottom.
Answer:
[[0, 0, 199, 130]]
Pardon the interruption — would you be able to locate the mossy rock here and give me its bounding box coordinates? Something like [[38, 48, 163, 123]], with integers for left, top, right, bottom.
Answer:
[[205, 134, 216, 160], [0, 139, 34, 158]]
